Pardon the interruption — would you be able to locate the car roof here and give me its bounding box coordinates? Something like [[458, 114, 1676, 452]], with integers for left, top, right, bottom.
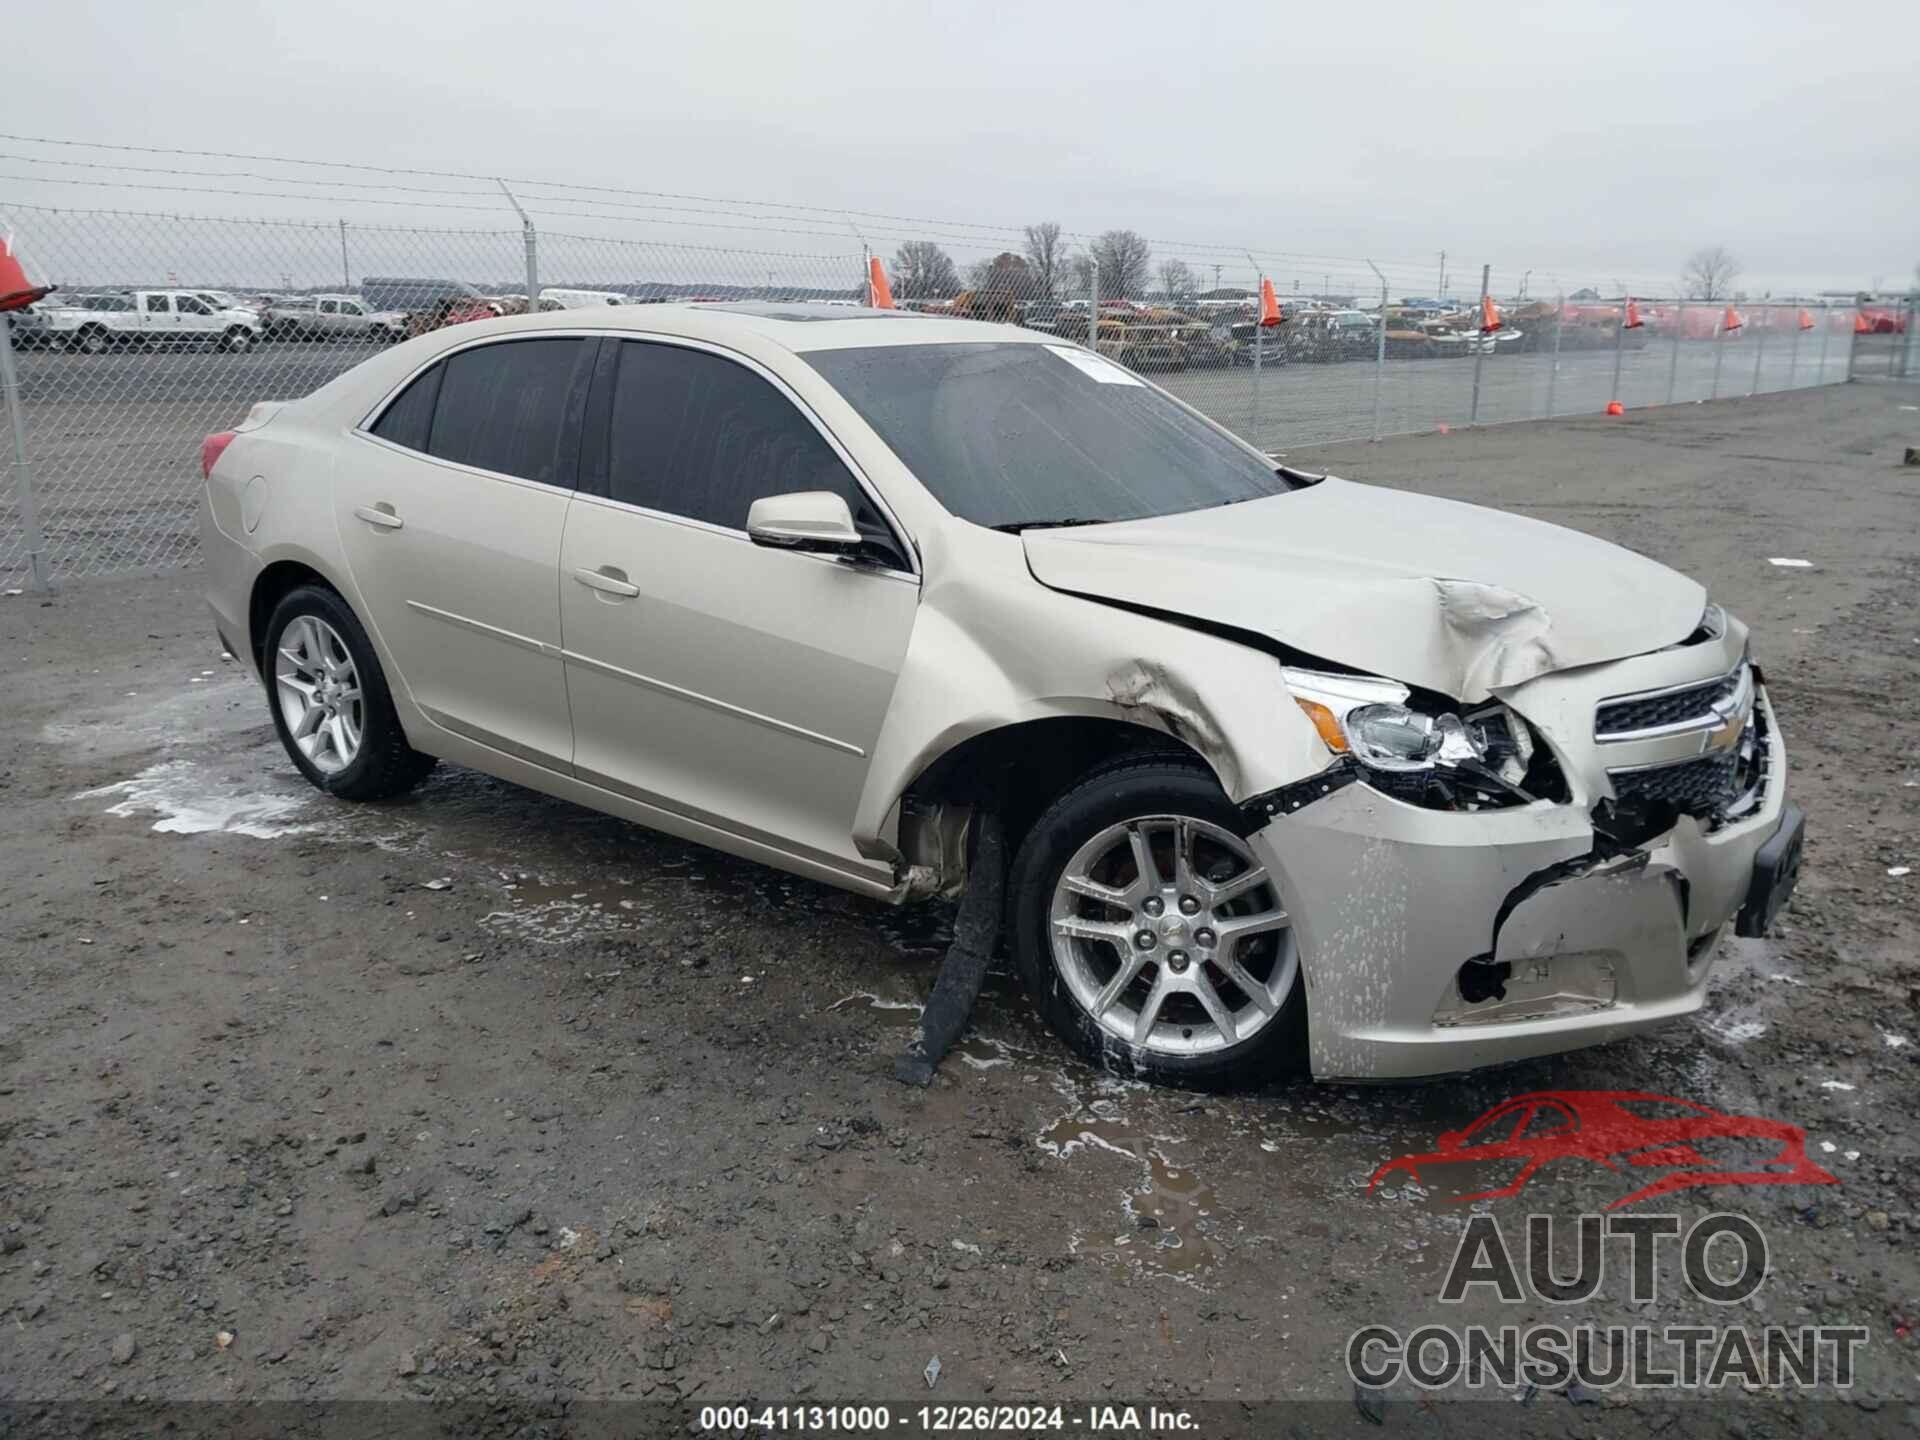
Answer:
[[412, 300, 1046, 355]]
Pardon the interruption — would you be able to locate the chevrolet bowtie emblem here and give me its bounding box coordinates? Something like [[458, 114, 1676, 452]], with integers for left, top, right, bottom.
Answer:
[[1701, 672, 1754, 754]]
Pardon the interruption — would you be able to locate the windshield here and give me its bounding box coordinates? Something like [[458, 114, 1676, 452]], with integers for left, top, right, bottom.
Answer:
[[804, 342, 1291, 529]]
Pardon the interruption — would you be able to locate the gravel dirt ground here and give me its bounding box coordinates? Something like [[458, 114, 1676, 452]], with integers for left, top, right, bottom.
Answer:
[[2, 381, 1918, 1430]]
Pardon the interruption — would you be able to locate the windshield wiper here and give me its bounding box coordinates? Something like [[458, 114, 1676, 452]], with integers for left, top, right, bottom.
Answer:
[[987, 517, 1109, 533]]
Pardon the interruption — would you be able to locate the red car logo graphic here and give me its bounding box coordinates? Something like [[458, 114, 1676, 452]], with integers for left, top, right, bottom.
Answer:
[[1368, 1091, 1838, 1210]]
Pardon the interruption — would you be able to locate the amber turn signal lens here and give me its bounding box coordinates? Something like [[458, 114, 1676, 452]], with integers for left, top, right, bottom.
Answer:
[[1294, 698, 1350, 753]]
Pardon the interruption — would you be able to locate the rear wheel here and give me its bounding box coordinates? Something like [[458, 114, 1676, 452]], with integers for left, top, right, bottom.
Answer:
[[1009, 757, 1305, 1089], [73, 326, 110, 355], [221, 326, 254, 353], [264, 584, 435, 801]]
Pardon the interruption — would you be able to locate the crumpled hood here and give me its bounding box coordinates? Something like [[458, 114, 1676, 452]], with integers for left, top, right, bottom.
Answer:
[[1020, 477, 1705, 701]]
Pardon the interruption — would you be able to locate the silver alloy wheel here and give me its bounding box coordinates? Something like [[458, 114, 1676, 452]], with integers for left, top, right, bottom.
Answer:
[[274, 614, 364, 776], [1048, 814, 1296, 1057]]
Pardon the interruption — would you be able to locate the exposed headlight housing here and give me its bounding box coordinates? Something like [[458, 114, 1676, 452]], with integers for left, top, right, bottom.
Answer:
[[1283, 666, 1550, 809]]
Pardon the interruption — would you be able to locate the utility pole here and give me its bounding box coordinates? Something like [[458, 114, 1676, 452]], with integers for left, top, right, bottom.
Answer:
[[339, 220, 351, 291], [1438, 250, 1446, 299]]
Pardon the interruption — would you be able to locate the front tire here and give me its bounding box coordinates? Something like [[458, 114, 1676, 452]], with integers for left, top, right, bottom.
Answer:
[[1009, 757, 1305, 1090], [263, 584, 435, 801]]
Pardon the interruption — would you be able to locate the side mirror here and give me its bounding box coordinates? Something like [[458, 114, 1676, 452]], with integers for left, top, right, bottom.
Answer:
[[746, 491, 861, 553]]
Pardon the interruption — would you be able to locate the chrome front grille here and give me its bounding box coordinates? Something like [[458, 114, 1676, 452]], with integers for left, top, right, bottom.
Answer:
[[1607, 696, 1772, 827], [1595, 664, 1750, 743], [1609, 751, 1742, 814]]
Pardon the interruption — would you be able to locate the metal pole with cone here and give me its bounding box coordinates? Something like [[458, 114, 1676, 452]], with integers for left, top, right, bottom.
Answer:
[[1, 234, 53, 591]]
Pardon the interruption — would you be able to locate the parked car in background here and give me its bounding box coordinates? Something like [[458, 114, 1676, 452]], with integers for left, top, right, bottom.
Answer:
[[265, 294, 407, 344], [540, 288, 628, 311], [199, 301, 1798, 1088], [37, 289, 262, 353]]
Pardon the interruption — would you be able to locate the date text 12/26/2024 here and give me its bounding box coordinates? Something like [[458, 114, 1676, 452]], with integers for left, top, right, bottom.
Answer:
[[697, 1404, 1200, 1434]]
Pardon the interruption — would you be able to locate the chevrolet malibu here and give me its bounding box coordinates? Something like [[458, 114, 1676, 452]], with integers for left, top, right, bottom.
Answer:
[[199, 303, 1803, 1088]]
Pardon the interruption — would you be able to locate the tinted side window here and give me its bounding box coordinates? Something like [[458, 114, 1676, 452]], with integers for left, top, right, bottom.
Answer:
[[605, 341, 878, 537], [426, 339, 590, 485], [368, 363, 444, 453]]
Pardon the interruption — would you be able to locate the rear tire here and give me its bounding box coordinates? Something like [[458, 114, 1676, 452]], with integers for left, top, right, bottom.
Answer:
[[1008, 756, 1306, 1090], [263, 584, 436, 802], [73, 326, 109, 355], [222, 327, 254, 353]]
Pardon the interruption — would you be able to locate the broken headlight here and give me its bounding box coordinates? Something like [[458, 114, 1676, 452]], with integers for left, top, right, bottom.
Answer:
[[1283, 667, 1547, 808]]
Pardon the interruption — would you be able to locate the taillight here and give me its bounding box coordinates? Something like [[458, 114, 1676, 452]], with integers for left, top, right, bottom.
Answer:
[[201, 430, 237, 478]]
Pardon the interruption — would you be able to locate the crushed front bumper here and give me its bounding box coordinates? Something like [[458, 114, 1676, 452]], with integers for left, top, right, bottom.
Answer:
[[1249, 691, 1795, 1082]]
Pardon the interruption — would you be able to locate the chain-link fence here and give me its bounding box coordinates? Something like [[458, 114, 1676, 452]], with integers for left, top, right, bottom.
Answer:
[[2, 183, 1911, 589]]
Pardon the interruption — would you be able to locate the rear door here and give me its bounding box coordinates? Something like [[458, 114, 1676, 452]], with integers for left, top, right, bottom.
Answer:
[[337, 334, 597, 770], [558, 337, 918, 880]]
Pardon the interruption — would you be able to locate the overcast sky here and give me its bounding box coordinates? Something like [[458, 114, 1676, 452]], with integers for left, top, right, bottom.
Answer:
[[5, 0, 1916, 297]]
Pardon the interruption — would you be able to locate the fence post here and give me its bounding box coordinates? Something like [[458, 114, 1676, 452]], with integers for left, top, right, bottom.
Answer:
[[1750, 308, 1768, 395], [338, 219, 351, 291], [1087, 266, 1097, 351], [1366, 260, 1387, 441], [1819, 302, 1834, 384], [1904, 299, 1917, 378], [0, 313, 51, 592], [1468, 263, 1490, 425], [1250, 274, 1263, 449], [1666, 300, 1685, 404], [1787, 306, 1801, 390], [496, 179, 538, 314], [1546, 291, 1564, 418], [1608, 298, 1626, 406], [1846, 307, 1858, 380], [1711, 310, 1727, 399]]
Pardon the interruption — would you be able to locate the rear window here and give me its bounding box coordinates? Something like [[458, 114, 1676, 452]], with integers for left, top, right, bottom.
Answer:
[[366, 338, 592, 485], [425, 338, 590, 485]]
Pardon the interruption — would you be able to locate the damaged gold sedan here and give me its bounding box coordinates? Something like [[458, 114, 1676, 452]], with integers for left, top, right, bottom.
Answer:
[[198, 303, 1801, 1089]]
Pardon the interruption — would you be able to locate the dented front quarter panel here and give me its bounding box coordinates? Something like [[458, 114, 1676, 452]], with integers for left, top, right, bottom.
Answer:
[[851, 520, 1331, 862]]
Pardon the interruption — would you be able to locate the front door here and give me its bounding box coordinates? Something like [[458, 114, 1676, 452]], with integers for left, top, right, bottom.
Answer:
[[559, 337, 918, 880], [335, 335, 597, 770], [140, 293, 176, 342]]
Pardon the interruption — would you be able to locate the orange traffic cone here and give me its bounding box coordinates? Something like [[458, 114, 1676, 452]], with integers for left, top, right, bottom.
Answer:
[[1797, 308, 1815, 331], [867, 256, 894, 311], [1853, 311, 1871, 334], [1481, 294, 1502, 332], [1722, 305, 1743, 333], [1258, 278, 1282, 328], [1605, 401, 1625, 416], [1623, 299, 1643, 329], [0, 233, 52, 313]]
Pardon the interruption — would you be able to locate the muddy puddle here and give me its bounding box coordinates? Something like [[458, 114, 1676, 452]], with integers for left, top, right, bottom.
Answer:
[[827, 990, 1024, 1071]]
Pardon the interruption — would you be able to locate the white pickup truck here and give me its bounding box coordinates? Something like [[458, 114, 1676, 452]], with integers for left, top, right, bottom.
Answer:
[[37, 290, 264, 354]]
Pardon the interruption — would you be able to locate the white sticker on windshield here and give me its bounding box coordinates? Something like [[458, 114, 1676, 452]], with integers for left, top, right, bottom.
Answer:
[[1044, 344, 1144, 386]]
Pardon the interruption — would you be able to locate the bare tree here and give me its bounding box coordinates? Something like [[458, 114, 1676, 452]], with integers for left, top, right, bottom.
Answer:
[[1092, 230, 1152, 303], [1023, 222, 1065, 299], [1681, 245, 1741, 302], [1156, 259, 1196, 303], [892, 241, 960, 300], [1065, 248, 1095, 297]]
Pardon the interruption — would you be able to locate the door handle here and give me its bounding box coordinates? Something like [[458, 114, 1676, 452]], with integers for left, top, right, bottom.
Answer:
[[573, 566, 640, 599], [353, 504, 404, 530]]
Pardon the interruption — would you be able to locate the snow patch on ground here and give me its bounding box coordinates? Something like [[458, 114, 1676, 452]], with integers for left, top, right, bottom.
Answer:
[[77, 760, 322, 839]]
